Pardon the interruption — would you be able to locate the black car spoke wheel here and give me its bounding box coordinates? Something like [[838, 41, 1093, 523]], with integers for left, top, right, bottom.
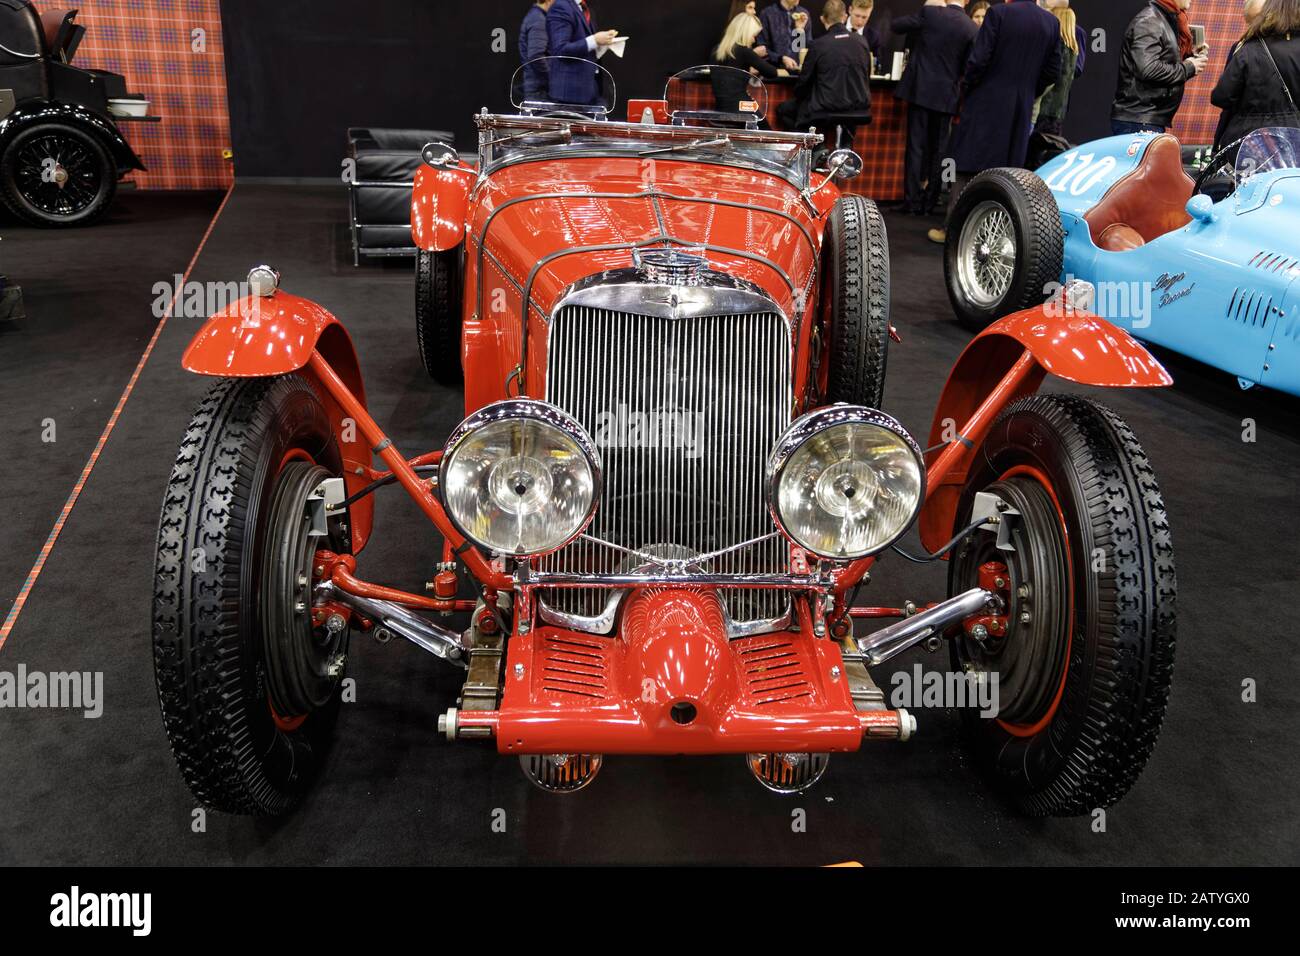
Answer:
[[1, 123, 117, 227], [153, 375, 349, 816], [946, 393, 1176, 816]]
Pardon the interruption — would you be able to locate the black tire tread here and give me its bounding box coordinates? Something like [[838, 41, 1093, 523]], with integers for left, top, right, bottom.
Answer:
[[152, 375, 331, 816], [944, 167, 1063, 331], [826, 195, 890, 409], [415, 247, 463, 384], [966, 393, 1176, 816]]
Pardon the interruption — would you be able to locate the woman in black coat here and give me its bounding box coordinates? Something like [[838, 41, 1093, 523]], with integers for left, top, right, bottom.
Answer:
[[1212, 0, 1300, 152], [712, 11, 780, 115]]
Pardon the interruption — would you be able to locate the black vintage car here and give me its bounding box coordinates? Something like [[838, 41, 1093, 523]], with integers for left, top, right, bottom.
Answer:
[[0, 0, 155, 225]]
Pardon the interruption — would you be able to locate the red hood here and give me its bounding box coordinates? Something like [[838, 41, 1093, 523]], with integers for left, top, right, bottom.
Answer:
[[468, 156, 826, 318]]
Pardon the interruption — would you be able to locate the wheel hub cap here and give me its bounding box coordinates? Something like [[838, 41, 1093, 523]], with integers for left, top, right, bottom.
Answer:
[[957, 201, 1017, 308]]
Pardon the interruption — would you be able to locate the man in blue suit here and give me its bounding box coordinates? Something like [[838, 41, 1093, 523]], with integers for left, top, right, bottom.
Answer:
[[759, 0, 813, 70], [894, 0, 979, 214], [932, 0, 1060, 242], [516, 1, 555, 105], [546, 0, 618, 107]]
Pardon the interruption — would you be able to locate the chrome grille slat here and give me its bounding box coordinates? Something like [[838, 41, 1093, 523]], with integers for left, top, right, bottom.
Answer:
[[543, 305, 792, 624]]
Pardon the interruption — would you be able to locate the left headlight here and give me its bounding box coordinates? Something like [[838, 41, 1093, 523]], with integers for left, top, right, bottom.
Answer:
[[440, 400, 601, 558], [766, 406, 925, 560]]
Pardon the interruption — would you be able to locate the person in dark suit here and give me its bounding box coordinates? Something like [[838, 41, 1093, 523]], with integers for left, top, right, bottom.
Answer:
[[515, 1, 555, 105], [894, 0, 979, 214], [759, 0, 813, 70], [847, 0, 885, 71], [933, 0, 1061, 242], [775, 0, 872, 143], [546, 0, 618, 107]]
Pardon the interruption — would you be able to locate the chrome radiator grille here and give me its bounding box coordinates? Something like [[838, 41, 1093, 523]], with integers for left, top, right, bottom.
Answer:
[[543, 304, 793, 625]]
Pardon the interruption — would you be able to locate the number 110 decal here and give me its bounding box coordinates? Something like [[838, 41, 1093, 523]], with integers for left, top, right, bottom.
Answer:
[[1043, 151, 1119, 197]]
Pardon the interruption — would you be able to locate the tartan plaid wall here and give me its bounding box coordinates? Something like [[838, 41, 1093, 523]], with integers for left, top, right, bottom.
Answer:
[[679, 79, 908, 199], [62, 0, 232, 189], [1172, 0, 1246, 145]]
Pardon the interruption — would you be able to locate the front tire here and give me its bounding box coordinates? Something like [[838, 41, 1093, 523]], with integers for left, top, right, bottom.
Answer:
[[152, 375, 348, 816], [0, 122, 117, 227], [943, 168, 1063, 331], [947, 394, 1176, 816], [818, 195, 890, 409], [415, 247, 463, 384]]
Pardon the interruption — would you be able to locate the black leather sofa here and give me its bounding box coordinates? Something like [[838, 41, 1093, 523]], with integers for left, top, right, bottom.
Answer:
[[346, 127, 455, 265]]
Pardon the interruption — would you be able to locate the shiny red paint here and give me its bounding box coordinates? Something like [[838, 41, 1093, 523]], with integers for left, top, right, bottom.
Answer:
[[411, 161, 477, 252], [321, 551, 472, 613], [626, 99, 670, 124], [183, 292, 376, 552], [184, 290, 342, 378], [460, 155, 832, 413], [914, 305, 1172, 553], [492, 589, 864, 754], [306, 352, 512, 591]]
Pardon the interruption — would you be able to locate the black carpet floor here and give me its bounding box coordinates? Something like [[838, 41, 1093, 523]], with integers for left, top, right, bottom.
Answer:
[[0, 186, 1296, 865]]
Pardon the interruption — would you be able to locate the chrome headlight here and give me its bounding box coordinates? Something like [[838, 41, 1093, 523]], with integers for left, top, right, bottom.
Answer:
[[766, 406, 925, 560], [440, 400, 601, 557]]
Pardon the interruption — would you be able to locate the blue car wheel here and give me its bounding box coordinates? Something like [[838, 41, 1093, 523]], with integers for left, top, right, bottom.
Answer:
[[944, 168, 1064, 330]]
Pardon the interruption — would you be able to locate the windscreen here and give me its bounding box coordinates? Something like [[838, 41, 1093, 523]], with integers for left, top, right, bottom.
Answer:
[[510, 56, 617, 117], [1235, 127, 1300, 182], [665, 66, 769, 123]]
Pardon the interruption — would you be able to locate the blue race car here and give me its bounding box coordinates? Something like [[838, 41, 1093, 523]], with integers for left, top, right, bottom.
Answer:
[[943, 127, 1300, 396]]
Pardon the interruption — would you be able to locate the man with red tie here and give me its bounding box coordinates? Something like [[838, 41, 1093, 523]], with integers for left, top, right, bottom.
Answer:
[[547, 0, 619, 107]]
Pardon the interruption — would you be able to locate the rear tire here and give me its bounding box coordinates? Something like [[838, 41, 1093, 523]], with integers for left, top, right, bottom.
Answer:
[[0, 122, 117, 227], [415, 247, 463, 384], [152, 375, 348, 816], [943, 168, 1063, 331], [819, 195, 890, 409], [947, 394, 1176, 816]]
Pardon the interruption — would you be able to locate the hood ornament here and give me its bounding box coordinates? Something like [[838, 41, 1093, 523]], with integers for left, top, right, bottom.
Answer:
[[634, 248, 708, 287]]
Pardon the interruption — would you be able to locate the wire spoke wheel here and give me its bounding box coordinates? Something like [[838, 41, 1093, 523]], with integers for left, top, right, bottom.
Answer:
[[943, 167, 1063, 330], [957, 201, 1016, 308], [2, 123, 116, 226]]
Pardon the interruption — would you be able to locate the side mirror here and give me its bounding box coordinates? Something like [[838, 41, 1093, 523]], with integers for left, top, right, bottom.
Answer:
[[422, 142, 460, 169], [828, 148, 864, 181], [1186, 193, 1215, 222]]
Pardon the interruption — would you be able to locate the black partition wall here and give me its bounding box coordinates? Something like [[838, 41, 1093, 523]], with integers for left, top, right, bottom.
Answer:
[[219, 0, 1145, 180]]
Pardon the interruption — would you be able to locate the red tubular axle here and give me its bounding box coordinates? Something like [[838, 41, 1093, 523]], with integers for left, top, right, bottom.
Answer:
[[308, 350, 512, 591]]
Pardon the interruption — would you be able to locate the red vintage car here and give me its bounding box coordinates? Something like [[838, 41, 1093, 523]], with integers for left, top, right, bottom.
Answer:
[[154, 65, 1176, 816]]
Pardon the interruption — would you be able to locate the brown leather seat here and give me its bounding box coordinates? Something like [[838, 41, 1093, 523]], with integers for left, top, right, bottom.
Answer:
[[41, 9, 69, 51], [1084, 134, 1194, 252]]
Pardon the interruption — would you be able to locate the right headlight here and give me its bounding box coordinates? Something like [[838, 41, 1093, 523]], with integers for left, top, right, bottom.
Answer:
[[440, 400, 601, 558], [766, 406, 925, 560]]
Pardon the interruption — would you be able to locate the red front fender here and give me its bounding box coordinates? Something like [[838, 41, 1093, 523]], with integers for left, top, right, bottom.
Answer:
[[182, 291, 375, 551], [916, 306, 1172, 552], [410, 161, 475, 252]]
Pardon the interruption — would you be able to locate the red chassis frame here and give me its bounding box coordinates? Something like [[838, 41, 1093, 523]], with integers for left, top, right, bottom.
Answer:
[[183, 290, 1171, 755]]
